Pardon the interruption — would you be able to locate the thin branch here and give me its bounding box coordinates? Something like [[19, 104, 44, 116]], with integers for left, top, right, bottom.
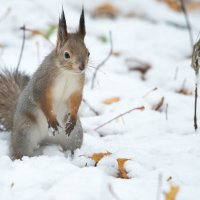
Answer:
[[16, 25, 26, 70], [82, 98, 99, 116], [153, 97, 165, 111], [192, 40, 200, 131], [21, 26, 54, 47], [194, 83, 198, 130], [165, 103, 169, 121], [142, 87, 158, 98], [179, 0, 193, 48], [91, 31, 113, 89], [94, 106, 145, 131], [174, 67, 179, 81], [108, 184, 121, 200], [0, 7, 11, 23]]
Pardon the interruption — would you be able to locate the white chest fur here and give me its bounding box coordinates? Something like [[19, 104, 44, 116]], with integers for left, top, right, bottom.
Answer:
[[52, 70, 82, 122]]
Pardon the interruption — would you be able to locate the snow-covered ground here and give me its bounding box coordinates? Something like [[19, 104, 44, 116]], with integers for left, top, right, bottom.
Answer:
[[0, 0, 200, 199]]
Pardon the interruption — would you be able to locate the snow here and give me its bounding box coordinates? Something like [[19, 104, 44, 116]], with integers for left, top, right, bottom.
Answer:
[[0, 0, 200, 199]]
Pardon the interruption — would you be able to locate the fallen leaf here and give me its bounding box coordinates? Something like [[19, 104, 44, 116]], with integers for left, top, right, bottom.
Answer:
[[176, 79, 193, 96], [103, 97, 120, 105], [92, 3, 120, 18], [117, 158, 130, 179], [159, 0, 200, 11], [176, 88, 193, 96], [165, 185, 179, 200], [112, 51, 122, 57], [125, 58, 152, 80], [90, 152, 112, 166]]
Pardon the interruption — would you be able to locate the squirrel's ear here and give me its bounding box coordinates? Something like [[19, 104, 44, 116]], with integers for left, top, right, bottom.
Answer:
[[78, 7, 86, 39], [57, 8, 68, 50]]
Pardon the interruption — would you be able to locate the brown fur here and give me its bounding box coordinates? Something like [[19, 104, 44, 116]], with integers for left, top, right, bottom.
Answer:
[[0, 68, 29, 131], [67, 77, 84, 122], [39, 86, 59, 130]]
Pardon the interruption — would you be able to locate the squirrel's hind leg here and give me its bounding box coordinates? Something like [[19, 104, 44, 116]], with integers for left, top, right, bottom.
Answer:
[[10, 119, 41, 160]]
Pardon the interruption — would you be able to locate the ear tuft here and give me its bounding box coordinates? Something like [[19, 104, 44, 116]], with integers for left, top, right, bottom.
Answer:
[[56, 7, 68, 50], [79, 7, 86, 39]]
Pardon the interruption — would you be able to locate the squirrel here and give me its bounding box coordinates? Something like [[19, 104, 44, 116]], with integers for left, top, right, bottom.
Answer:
[[0, 8, 89, 159]]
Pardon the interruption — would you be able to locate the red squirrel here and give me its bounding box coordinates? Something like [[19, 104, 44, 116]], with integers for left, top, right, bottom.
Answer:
[[0, 8, 89, 159]]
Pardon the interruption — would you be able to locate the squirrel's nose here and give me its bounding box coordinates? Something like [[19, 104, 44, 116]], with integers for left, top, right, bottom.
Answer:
[[79, 65, 85, 71]]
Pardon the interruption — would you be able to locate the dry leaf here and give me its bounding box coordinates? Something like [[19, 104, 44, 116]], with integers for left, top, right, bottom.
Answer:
[[125, 58, 151, 80], [103, 97, 120, 105], [176, 88, 193, 96], [176, 79, 193, 96], [117, 158, 130, 179], [159, 0, 200, 11], [165, 185, 179, 200], [92, 3, 120, 18], [90, 152, 112, 166]]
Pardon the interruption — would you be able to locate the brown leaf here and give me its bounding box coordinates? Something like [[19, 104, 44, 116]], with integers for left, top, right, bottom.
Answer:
[[165, 185, 179, 200], [92, 3, 120, 19], [117, 158, 130, 179], [125, 58, 151, 80], [176, 88, 193, 96], [176, 79, 193, 96], [90, 152, 112, 166], [159, 0, 200, 11], [103, 97, 120, 105]]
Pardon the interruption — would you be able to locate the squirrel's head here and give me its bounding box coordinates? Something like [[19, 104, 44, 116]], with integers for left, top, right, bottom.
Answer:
[[55, 8, 89, 73]]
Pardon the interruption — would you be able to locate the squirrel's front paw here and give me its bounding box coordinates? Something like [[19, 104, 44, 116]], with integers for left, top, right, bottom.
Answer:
[[48, 120, 61, 136], [65, 120, 76, 136]]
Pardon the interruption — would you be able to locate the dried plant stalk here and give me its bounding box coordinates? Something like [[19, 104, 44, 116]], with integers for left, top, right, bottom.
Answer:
[[192, 40, 200, 131]]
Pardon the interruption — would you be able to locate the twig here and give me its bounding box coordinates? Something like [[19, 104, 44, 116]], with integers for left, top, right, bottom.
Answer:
[[108, 184, 121, 200], [165, 103, 168, 121], [16, 25, 26, 70], [94, 106, 145, 131], [0, 7, 11, 23], [153, 97, 165, 111], [82, 99, 99, 116], [91, 31, 113, 89], [142, 87, 158, 98], [21, 26, 54, 46], [174, 67, 179, 81], [180, 0, 200, 131], [194, 83, 198, 130], [179, 0, 193, 49], [192, 40, 200, 131]]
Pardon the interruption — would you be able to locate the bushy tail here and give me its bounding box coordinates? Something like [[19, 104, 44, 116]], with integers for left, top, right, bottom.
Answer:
[[0, 68, 30, 131]]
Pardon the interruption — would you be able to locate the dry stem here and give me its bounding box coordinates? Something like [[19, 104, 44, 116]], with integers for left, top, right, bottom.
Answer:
[[91, 31, 113, 89], [16, 25, 26, 69], [94, 106, 145, 131], [82, 99, 99, 116]]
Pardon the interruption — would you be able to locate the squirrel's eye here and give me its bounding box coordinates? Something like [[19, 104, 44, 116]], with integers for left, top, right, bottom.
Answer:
[[64, 52, 70, 59], [87, 51, 90, 57]]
